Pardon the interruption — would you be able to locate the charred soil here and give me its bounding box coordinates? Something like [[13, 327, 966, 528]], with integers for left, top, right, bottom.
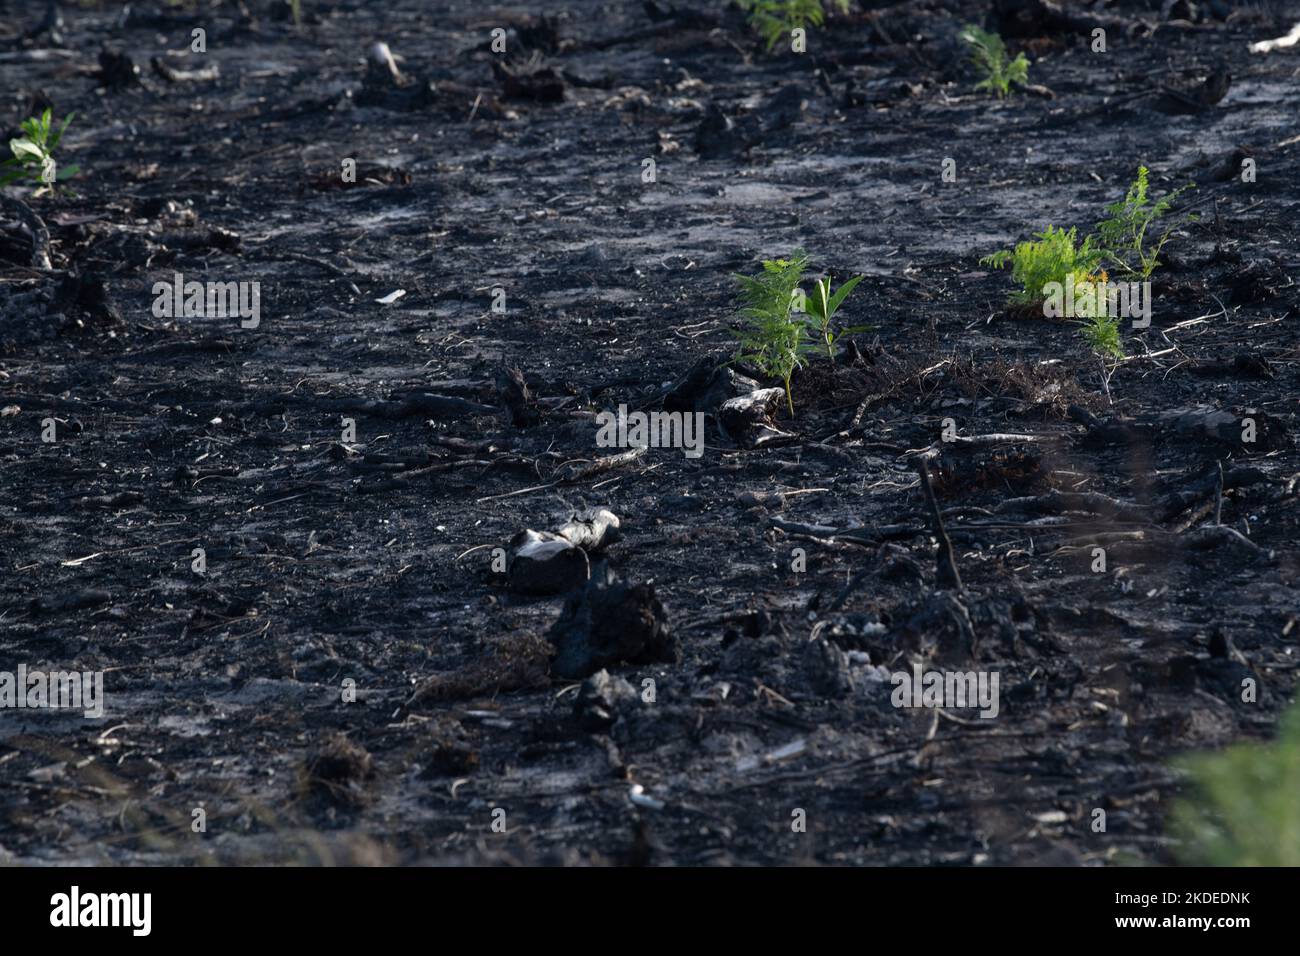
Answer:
[[1, 0, 1298, 865]]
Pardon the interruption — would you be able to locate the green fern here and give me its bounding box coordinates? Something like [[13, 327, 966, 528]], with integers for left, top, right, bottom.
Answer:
[[1080, 313, 1123, 360], [1081, 309, 1124, 405], [738, 0, 850, 52], [960, 25, 1028, 98], [1095, 165, 1195, 280], [1170, 698, 1300, 866], [980, 226, 1101, 307], [731, 251, 810, 414]]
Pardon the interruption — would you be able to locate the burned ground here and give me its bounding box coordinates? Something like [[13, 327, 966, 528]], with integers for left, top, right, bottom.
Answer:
[[1, 0, 1298, 865]]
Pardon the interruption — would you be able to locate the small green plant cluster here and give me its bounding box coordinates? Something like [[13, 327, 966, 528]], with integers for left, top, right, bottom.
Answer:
[[981, 167, 1194, 378], [737, 0, 850, 52], [1096, 165, 1195, 280], [960, 25, 1029, 98], [1083, 301, 1125, 404], [0, 109, 78, 194], [1169, 698, 1300, 866], [1079, 310, 1123, 361], [981, 228, 1122, 375], [980, 226, 1100, 308], [731, 250, 866, 414]]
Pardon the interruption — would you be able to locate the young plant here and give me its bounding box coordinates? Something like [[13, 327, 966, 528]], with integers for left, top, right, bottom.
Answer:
[[1169, 698, 1300, 866], [1080, 309, 1124, 405], [960, 25, 1028, 98], [1095, 165, 1195, 280], [804, 273, 867, 362], [980, 226, 1101, 306], [737, 0, 850, 53], [0, 109, 78, 195], [731, 251, 810, 414]]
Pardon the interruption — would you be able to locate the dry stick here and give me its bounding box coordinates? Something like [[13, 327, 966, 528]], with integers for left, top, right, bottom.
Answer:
[[275, 251, 355, 279], [947, 432, 1055, 445], [151, 57, 220, 83], [1181, 524, 1268, 557], [768, 516, 918, 544], [0, 195, 52, 269], [1214, 460, 1225, 526], [828, 566, 875, 613], [553, 446, 645, 483], [475, 447, 646, 504], [355, 459, 493, 494], [1171, 499, 1215, 535], [996, 489, 1149, 523], [911, 431, 1060, 461], [914, 458, 963, 592], [821, 361, 947, 443], [783, 531, 876, 553]]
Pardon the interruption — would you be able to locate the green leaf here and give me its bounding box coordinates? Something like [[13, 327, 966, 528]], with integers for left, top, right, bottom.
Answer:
[[49, 113, 74, 152], [10, 138, 43, 160], [827, 273, 864, 315], [804, 277, 828, 321]]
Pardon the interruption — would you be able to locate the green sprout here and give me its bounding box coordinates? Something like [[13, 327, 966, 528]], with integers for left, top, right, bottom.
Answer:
[[1080, 312, 1123, 360], [980, 226, 1102, 306], [1080, 310, 1124, 405], [804, 273, 867, 362], [731, 253, 870, 413], [982, 232, 1122, 402], [731, 251, 810, 415], [1170, 698, 1300, 866], [982, 170, 1197, 305], [960, 25, 1028, 98], [1095, 165, 1195, 280], [737, 0, 850, 53], [0, 109, 78, 195], [982, 171, 1198, 405]]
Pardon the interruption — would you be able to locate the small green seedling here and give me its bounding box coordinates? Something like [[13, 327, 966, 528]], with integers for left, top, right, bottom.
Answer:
[[1080, 312, 1123, 360], [1095, 165, 1195, 280], [0, 109, 78, 195], [804, 273, 867, 362], [982, 169, 1197, 405], [731, 251, 810, 415], [982, 170, 1197, 302], [982, 230, 1122, 401], [738, 0, 849, 52], [732, 252, 870, 413], [980, 226, 1101, 306], [1170, 698, 1300, 866], [1080, 309, 1124, 405], [960, 25, 1028, 98]]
